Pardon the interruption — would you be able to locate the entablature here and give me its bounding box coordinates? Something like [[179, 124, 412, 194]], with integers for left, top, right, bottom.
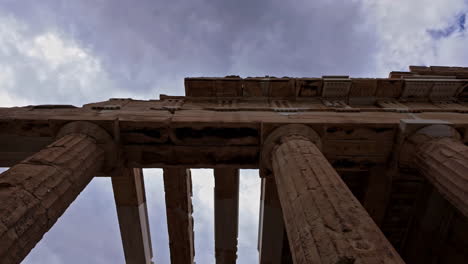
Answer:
[[184, 75, 468, 104], [1, 65, 468, 170]]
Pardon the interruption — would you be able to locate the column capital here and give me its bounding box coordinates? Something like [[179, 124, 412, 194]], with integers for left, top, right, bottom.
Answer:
[[399, 124, 461, 168], [261, 124, 321, 172], [57, 121, 118, 172]]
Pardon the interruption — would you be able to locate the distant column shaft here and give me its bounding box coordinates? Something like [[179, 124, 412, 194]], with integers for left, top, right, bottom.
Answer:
[[163, 168, 195, 264], [112, 168, 153, 264], [271, 135, 405, 264], [0, 133, 105, 264], [258, 175, 288, 264], [214, 168, 239, 264]]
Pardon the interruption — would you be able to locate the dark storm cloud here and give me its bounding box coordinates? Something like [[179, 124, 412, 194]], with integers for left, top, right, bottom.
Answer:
[[0, 0, 378, 98], [1, 1, 379, 263]]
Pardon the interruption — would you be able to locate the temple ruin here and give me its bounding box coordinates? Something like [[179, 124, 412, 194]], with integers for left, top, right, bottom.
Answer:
[[1, 65, 468, 263]]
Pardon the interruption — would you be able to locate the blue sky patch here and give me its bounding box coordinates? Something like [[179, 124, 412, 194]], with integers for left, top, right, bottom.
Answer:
[[460, 13, 466, 30], [427, 13, 466, 39]]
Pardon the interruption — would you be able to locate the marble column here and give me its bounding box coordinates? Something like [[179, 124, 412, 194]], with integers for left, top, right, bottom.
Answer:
[[112, 168, 153, 264], [400, 124, 468, 218], [0, 121, 115, 264], [262, 125, 405, 264], [163, 168, 195, 264], [214, 168, 239, 264]]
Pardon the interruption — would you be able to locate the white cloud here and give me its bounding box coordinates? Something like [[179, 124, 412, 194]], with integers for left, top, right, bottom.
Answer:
[[191, 169, 215, 263], [143, 169, 171, 264], [0, 13, 137, 107], [0, 90, 30, 107], [238, 170, 261, 264], [362, 0, 468, 76], [25, 33, 88, 69], [0, 66, 30, 106]]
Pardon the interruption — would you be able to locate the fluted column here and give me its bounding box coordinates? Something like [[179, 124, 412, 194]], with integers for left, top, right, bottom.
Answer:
[[112, 168, 153, 264], [214, 168, 239, 264], [400, 124, 468, 218], [163, 168, 195, 264], [0, 121, 115, 264], [258, 174, 289, 264], [262, 125, 404, 264]]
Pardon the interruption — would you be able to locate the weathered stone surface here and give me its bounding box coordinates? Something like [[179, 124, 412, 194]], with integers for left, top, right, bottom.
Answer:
[[2, 106, 468, 168], [266, 126, 404, 264], [163, 168, 195, 264], [1, 65, 468, 263], [437, 211, 468, 263], [415, 137, 468, 218], [112, 168, 153, 264], [214, 168, 239, 264], [0, 131, 106, 264], [403, 185, 455, 264], [401, 125, 468, 218], [363, 166, 393, 227]]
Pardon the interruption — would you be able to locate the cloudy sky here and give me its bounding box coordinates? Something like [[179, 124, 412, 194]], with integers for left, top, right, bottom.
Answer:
[[0, 0, 467, 263]]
